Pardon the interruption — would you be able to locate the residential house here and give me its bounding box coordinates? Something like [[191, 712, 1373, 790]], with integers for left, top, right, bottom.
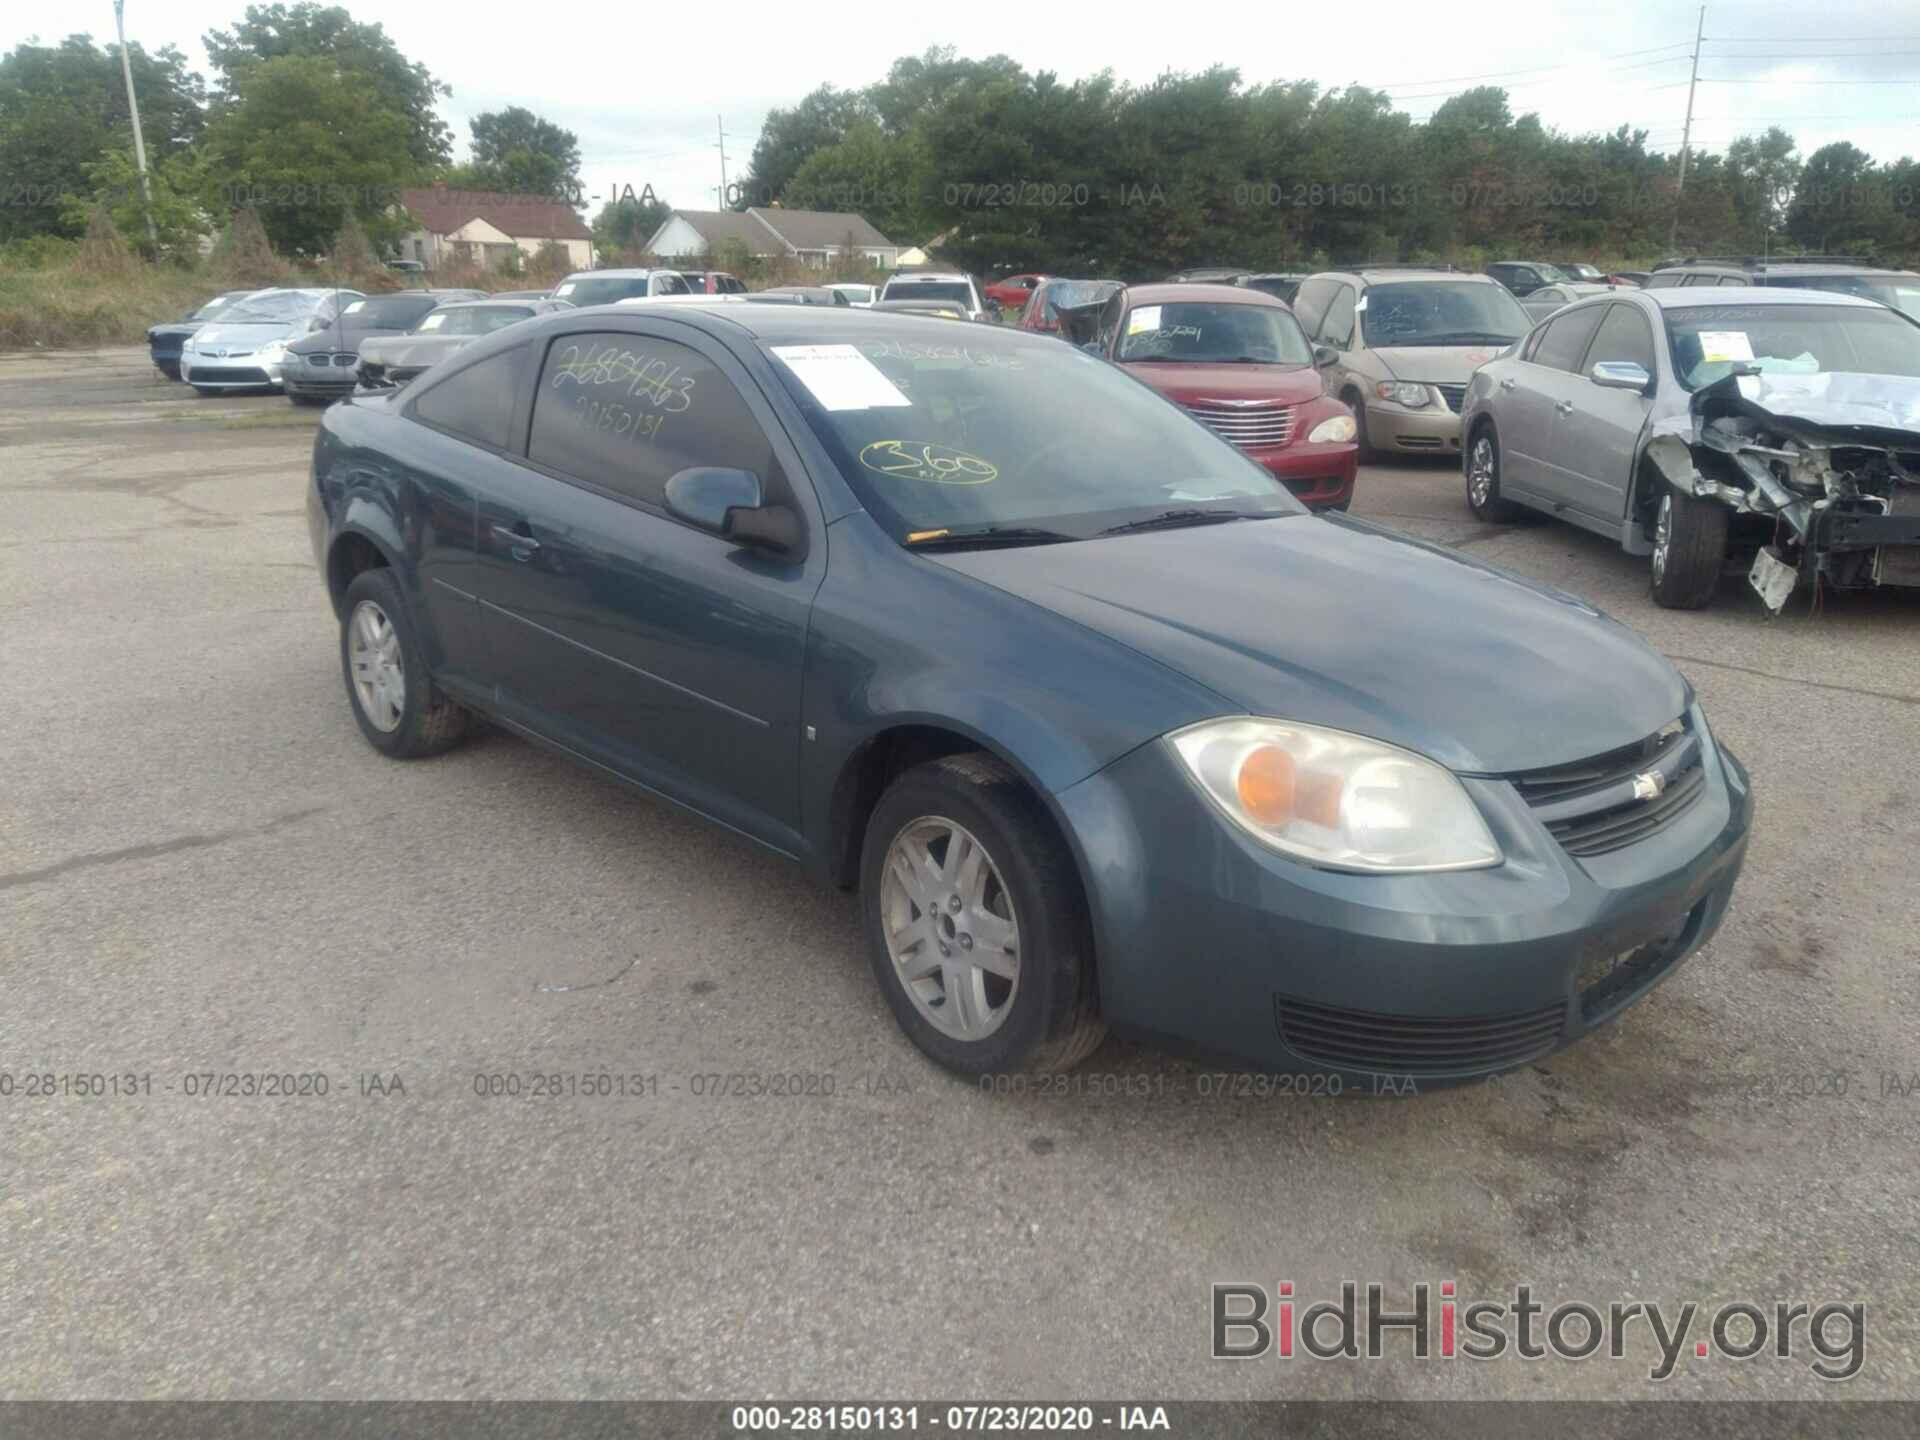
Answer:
[[395, 186, 595, 270], [645, 207, 899, 269]]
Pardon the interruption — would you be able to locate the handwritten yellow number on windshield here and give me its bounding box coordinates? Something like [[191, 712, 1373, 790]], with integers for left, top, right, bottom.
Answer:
[[859, 440, 998, 485]]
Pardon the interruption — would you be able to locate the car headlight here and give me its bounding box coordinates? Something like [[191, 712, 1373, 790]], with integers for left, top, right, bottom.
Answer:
[[1306, 414, 1357, 444], [1375, 381, 1430, 407], [1168, 718, 1501, 873]]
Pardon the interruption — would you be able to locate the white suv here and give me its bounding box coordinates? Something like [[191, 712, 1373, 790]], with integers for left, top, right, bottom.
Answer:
[[552, 269, 691, 306], [878, 272, 992, 320]]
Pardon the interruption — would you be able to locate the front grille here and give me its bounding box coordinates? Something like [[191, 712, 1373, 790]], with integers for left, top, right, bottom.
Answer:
[[1432, 382, 1466, 413], [1510, 718, 1707, 858], [1276, 996, 1566, 1076], [188, 366, 271, 385], [1182, 401, 1297, 449]]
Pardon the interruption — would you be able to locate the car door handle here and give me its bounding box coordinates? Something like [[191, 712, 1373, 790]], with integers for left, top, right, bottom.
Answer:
[[1499, 378, 1516, 391], [1555, 400, 1575, 415], [490, 523, 541, 557]]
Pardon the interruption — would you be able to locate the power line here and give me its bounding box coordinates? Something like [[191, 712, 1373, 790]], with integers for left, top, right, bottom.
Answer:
[[1372, 40, 1692, 91], [1699, 76, 1920, 83]]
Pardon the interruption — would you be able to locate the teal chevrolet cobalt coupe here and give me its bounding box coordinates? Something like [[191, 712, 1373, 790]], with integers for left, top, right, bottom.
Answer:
[[308, 303, 1751, 1082]]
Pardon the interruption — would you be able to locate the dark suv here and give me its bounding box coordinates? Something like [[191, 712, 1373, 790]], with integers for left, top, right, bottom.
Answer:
[[1643, 255, 1920, 320], [1486, 262, 1572, 297]]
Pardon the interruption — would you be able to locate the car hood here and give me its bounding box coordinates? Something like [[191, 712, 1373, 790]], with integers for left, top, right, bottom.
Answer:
[[1694, 370, 1920, 442], [288, 322, 409, 355], [1367, 345, 1512, 382], [928, 516, 1687, 774], [148, 321, 204, 341], [190, 320, 306, 350], [1119, 361, 1326, 405], [357, 334, 473, 367]]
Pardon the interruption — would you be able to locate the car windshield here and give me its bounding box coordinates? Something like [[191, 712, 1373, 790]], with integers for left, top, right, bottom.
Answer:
[[834, 286, 873, 301], [1360, 282, 1532, 346], [1773, 274, 1920, 322], [885, 281, 972, 305], [413, 305, 534, 336], [1559, 264, 1601, 281], [192, 293, 248, 320], [767, 325, 1304, 541], [342, 294, 439, 328], [554, 276, 657, 306], [221, 291, 322, 324], [1666, 303, 1920, 389], [1040, 280, 1121, 318], [1118, 302, 1313, 364]]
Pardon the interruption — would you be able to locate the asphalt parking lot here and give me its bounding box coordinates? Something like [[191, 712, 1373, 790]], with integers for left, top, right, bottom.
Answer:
[[4, 346, 1917, 1401]]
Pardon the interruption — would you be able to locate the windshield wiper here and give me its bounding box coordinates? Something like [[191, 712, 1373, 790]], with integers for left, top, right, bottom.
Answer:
[[1097, 507, 1262, 536], [906, 524, 1081, 550]]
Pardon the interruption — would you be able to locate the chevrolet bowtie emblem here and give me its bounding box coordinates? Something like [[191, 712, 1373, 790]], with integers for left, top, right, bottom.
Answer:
[[1632, 770, 1667, 801]]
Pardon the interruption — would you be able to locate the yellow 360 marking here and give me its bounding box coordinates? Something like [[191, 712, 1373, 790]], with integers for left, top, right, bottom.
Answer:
[[859, 440, 998, 485]]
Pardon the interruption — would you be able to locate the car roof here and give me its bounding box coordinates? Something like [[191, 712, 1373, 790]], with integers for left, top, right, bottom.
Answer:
[[886, 272, 972, 283], [1354, 267, 1489, 284], [1122, 282, 1285, 306], [561, 268, 671, 280], [424, 298, 540, 310], [1638, 285, 1888, 310]]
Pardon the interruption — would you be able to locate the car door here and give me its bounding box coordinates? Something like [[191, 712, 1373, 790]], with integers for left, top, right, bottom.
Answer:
[[469, 320, 823, 851], [1493, 306, 1596, 498], [1509, 303, 1609, 513], [387, 342, 532, 695], [1549, 301, 1659, 527]]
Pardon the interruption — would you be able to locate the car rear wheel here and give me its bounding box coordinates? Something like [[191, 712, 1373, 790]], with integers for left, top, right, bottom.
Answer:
[[1465, 428, 1523, 523], [1649, 488, 1728, 610], [860, 753, 1105, 1077], [339, 568, 470, 758]]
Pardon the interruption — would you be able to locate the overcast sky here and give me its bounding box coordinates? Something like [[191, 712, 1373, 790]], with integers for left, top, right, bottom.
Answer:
[[12, 1, 1918, 229]]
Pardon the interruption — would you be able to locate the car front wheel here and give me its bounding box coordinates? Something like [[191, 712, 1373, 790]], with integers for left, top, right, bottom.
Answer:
[[338, 568, 470, 758], [1649, 488, 1728, 610], [860, 753, 1105, 1077]]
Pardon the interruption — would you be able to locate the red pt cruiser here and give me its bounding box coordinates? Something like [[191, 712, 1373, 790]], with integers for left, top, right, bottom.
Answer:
[[1075, 283, 1359, 510]]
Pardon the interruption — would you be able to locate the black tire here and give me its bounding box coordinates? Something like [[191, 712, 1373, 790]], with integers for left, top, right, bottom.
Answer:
[[1649, 486, 1728, 610], [1464, 424, 1523, 523], [1347, 393, 1378, 465], [338, 567, 470, 758], [190, 385, 218, 398], [859, 752, 1105, 1077], [288, 391, 326, 407]]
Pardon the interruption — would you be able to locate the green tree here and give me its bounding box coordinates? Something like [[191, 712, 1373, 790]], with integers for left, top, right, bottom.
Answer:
[[450, 106, 582, 198], [738, 84, 873, 207], [0, 34, 205, 241], [199, 54, 415, 255], [591, 191, 671, 258], [1787, 142, 1894, 254], [60, 146, 210, 257], [202, 3, 450, 171], [1726, 128, 1801, 249]]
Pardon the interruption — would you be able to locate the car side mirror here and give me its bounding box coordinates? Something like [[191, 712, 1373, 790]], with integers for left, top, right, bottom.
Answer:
[[1590, 360, 1653, 394], [1312, 345, 1339, 368], [663, 467, 799, 552]]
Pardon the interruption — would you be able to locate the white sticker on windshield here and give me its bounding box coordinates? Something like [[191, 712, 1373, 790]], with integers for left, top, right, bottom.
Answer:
[[344, 300, 366, 314], [417, 313, 446, 331], [771, 344, 911, 411], [1698, 330, 1754, 363], [1127, 305, 1162, 335], [555, 282, 576, 297]]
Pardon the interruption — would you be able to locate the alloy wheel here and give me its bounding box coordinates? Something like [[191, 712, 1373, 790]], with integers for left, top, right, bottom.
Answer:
[[1468, 436, 1496, 507], [348, 600, 405, 733], [878, 816, 1021, 1041], [1652, 495, 1672, 584]]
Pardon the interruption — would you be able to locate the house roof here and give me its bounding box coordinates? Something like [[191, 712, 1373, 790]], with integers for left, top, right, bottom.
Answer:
[[400, 187, 592, 242], [658, 209, 786, 255], [749, 207, 895, 251], [652, 207, 897, 256]]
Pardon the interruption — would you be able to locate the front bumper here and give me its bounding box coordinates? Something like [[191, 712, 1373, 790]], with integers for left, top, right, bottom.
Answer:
[[1245, 439, 1358, 509], [182, 356, 285, 390], [283, 360, 360, 398], [1365, 399, 1462, 455], [1054, 706, 1752, 1084]]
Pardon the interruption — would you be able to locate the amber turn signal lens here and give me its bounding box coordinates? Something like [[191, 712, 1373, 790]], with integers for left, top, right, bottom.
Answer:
[[1236, 745, 1296, 825]]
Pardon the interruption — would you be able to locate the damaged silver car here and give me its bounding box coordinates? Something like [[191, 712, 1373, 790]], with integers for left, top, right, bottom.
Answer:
[[1460, 285, 1920, 611]]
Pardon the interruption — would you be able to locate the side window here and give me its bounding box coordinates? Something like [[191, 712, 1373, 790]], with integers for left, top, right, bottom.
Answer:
[[1291, 278, 1334, 337], [527, 332, 781, 511], [408, 345, 527, 451], [1319, 285, 1356, 347], [1529, 304, 1607, 372], [1096, 292, 1125, 350], [654, 273, 690, 295], [1515, 268, 1540, 288], [1643, 272, 1681, 289], [1585, 303, 1656, 375]]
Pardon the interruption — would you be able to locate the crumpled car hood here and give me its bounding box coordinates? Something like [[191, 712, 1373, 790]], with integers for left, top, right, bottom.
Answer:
[[929, 515, 1688, 774], [1695, 370, 1920, 442], [356, 334, 473, 370]]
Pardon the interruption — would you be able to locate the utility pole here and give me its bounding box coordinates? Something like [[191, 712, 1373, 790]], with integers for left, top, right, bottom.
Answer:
[[1668, 4, 1706, 254], [716, 115, 731, 209], [112, 0, 159, 250]]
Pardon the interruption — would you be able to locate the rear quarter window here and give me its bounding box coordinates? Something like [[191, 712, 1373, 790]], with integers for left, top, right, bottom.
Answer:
[[407, 346, 528, 451]]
